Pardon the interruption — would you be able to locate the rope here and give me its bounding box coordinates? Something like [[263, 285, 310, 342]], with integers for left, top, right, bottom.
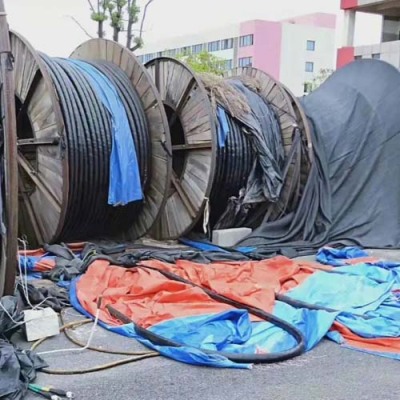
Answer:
[[31, 311, 159, 375]]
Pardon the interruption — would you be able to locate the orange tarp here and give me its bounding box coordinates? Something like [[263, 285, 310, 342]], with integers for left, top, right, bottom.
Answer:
[[76, 257, 326, 328], [332, 322, 400, 355]]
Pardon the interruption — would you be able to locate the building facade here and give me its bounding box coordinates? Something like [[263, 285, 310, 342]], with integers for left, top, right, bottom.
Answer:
[[137, 13, 337, 96], [338, 0, 400, 68]]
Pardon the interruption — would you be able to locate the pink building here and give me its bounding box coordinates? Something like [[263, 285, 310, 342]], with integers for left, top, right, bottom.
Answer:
[[338, 0, 400, 69], [138, 13, 337, 95]]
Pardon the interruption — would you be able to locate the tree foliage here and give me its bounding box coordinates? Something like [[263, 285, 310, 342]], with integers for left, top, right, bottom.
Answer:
[[304, 68, 334, 94], [87, 0, 154, 50], [176, 51, 228, 76]]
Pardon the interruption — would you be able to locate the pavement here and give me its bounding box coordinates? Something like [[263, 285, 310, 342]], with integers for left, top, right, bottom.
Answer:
[[15, 249, 400, 400]]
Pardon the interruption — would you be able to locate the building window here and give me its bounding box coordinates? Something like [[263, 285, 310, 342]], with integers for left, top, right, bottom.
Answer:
[[192, 44, 203, 54], [372, 53, 381, 60], [305, 62, 314, 73], [239, 34, 254, 47], [137, 55, 144, 63], [221, 38, 234, 50], [238, 57, 252, 67], [168, 49, 177, 57], [144, 53, 155, 63], [306, 40, 315, 51], [224, 59, 233, 70], [208, 40, 220, 52], [355, 55, 362, 60]]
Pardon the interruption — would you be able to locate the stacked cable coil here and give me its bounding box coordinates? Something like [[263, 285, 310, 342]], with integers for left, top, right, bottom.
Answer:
[[12, 31, 311, 246], [40, 56, 150, 239], [146, 58, 312, 240], [13, 33, 171, 245]]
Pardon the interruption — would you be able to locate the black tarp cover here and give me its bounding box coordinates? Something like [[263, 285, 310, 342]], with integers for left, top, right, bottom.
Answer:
[[240, 60, 400, 254]]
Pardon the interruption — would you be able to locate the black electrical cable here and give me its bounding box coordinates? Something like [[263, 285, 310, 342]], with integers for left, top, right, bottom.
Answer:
[[208, 114, 254, 228], [108, 264, 306, 364], [206, 81, 284, 231], [40, 55, 151, 241]]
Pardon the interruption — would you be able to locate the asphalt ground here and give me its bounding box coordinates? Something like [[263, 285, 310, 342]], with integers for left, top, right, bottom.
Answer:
[[16, 249, 399, 400]]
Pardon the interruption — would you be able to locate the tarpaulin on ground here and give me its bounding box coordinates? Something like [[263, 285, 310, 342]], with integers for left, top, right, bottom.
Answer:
[[71, 257, 333, 368], [72, 249, 400, 367], [240, 60, 400, 256], [18, 243, 85, 273], [317, 246, 400, 269], [287, 261, 400, 360]]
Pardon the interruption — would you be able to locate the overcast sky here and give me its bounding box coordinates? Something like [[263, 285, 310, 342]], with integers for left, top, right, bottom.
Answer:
[[5, 0, 382, 56]]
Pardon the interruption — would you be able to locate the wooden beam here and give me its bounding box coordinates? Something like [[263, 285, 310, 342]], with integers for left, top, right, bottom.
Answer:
[[17, 137, 60, 146], [0, 0, 18, 296], [172, 141, 212, 151]]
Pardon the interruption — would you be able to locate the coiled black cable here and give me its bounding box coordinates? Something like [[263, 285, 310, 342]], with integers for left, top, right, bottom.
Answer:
[[209, 115, 254, 227], [40, 55, 150, 241], [207, 81, 283, 230]]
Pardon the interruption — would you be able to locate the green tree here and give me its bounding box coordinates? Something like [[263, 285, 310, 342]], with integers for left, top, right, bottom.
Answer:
[[87, 0, 155, 50], [176, 51, 228, 76], [304, 68, 334, 94]]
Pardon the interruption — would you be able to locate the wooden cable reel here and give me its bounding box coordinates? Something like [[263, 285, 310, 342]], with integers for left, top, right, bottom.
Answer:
[[70, 39, 172, 241], [14, 32, 172, 245], [224, 67, 313, 218], [146, 57, 217, 240]]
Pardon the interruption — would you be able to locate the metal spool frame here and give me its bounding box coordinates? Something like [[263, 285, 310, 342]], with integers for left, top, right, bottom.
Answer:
[[225, 67, 313, 217], [14, 33, 172, 245], [146, 57, 217, 240]]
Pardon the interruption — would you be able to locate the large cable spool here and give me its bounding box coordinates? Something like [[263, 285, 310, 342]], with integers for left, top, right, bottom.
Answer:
[[224, 67, 313, 219], [146, 57, 217, 239], [70, 39, 171, 240], [14, 32, 171, 245]]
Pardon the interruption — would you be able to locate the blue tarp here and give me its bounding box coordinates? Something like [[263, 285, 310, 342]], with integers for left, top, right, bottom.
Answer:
[[287, 259, 400, 360], [317, 246, 400, 269], [316, 247, 368, 266], [68, 59, 142, 206], [216, 106, 230, 148], [70, 247, 400, 366], [179, 238, 256, 254]]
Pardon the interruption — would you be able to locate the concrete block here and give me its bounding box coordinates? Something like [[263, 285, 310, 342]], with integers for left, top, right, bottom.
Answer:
[[212, 228, 252, 247], [24, 307, 60, 342]]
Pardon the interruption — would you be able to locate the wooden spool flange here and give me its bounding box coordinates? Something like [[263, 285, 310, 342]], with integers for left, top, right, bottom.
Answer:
[[146, 57, 217, 240], [70, 39, 172, 241], [12, 31, 68, 245], [224, 66, 313, 216]]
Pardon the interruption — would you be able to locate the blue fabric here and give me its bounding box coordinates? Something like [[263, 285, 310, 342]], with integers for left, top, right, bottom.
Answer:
[[18, 254, 53, 273], [287, 265, 394, 315], [68, 59, 142, 206], [316, 247, 368, 266], [69, 278, 334, 368], [317, 247, 400, 270], [179, 238, 255, 255], [287, 262, 400, 360], [179, 238, 230, 253], [216, 106, 230, 148]]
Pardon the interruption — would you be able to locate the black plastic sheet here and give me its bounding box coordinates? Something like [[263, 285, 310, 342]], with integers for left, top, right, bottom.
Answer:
[[0, 340, 46, 400], [240, 60, 400, 255]]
